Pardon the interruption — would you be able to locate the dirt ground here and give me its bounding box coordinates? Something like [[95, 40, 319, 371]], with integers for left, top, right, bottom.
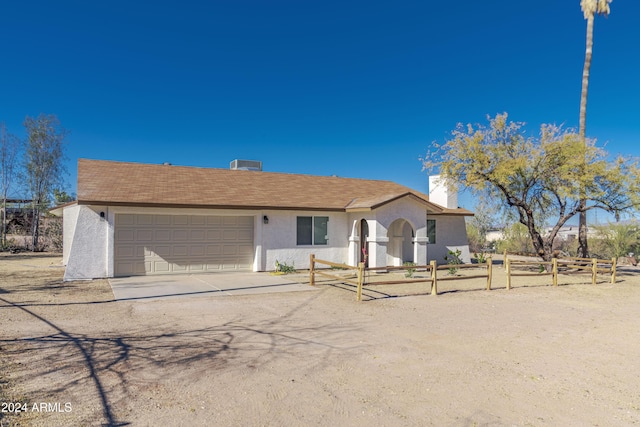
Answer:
[[1, 253, 640, 426]]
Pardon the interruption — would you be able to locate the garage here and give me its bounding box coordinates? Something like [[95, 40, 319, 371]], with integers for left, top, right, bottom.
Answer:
[[114, 213, 254, 276]]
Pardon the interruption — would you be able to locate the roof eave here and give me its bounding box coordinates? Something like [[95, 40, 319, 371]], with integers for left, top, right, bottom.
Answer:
[[372, 194, 446, 213], [428, 210, 474, 217], [345, 207, 372, 213], [49, 200, 78, 216], [76, 200, 346, 212]]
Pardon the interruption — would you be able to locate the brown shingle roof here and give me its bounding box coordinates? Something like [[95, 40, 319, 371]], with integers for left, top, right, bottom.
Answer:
[[76, 159, 472, 214]]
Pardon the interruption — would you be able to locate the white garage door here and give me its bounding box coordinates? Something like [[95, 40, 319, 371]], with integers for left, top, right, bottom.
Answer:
[[114, 214, 254, 276]]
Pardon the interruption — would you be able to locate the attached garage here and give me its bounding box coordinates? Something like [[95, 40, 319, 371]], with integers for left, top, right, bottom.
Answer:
[[114, 213, 254, 276]]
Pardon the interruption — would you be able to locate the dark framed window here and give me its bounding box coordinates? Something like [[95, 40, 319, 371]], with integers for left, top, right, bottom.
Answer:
[[297, 216, 329, 245], [427, 219, 436, 244]]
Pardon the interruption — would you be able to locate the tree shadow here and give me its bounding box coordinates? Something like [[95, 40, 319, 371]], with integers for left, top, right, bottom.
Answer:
[[0, 291, 362, 426], [0, 253, 62, 261], [0, 276, 74, 293], [314, 272, 635, 301]]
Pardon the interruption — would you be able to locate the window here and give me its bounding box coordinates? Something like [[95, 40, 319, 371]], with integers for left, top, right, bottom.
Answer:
[[427, 219, 436, 244], [296, 217, 312, 245], [297, 216, 328, 245]]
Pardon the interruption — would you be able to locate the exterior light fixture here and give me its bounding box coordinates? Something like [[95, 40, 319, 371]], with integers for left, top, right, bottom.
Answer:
[[263, 215, 269, 224]]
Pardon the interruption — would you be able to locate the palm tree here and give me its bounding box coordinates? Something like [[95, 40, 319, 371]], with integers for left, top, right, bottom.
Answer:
[[577, 0, 611, 258]]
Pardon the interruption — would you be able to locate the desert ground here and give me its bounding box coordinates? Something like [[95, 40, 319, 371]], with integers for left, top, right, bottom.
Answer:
[[1, 253, 640, 426]]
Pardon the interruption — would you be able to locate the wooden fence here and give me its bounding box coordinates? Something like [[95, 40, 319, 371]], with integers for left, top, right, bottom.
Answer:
[[556, 256, 617, 284], [309, 255, 366, 301], [505, 258, 555, 289], [309, 254, 493, 301], [429, 259, 493, 296], [504, 253, 617, 287]]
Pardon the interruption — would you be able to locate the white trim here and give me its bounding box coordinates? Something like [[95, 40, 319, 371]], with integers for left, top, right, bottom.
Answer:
[[368, 236, 389, 243]]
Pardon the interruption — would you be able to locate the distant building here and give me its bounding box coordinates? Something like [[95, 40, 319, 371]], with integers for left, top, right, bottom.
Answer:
[[1, 199, 35, 232]]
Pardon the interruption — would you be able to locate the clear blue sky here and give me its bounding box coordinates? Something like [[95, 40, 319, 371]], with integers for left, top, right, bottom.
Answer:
[[1, 1, 638, 212]]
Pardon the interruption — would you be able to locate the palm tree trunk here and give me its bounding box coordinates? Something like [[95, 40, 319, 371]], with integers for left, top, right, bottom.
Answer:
[[580, 15, 594, 138], [578, 14, 594, 258]]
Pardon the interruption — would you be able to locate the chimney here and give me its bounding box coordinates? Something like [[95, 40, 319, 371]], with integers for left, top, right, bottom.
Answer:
[[429, 175, 458, 209]]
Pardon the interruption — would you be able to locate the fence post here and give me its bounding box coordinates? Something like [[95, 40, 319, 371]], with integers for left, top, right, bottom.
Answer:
[[591, 258, 597, 285], [611, 257, 617, 284], [356, 262, 365, 301], [486, 257, 493, 291], [309, 254, 315, 286], [430, 260, 438, 296], [506, 258, 511, 290], [503, 250, 508, 268], [552, 258, 558, 287]]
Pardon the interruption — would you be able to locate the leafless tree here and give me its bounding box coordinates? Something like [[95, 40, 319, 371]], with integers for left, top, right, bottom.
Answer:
[[0, 122, 21, 248], [23, 114, 68, 251]]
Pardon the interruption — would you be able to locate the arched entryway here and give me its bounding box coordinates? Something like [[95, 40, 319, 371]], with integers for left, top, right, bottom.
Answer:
[[387, 218, 415, 266]]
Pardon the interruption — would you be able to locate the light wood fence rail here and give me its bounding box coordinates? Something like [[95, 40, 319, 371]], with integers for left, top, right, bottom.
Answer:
[[309, 254, 493, 301], [504, 252, 616, 287]]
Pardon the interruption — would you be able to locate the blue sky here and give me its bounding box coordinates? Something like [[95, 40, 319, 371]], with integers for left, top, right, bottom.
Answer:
[[1, 1, 639, 213]]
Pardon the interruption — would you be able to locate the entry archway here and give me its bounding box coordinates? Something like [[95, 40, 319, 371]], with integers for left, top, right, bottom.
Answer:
[[386, 218, 415, 266]]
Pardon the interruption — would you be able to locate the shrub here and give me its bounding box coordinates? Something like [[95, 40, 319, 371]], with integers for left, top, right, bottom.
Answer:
[[403, 261, 416, 278], [444, 249, 462, 275], [275, 260, 296, 274]]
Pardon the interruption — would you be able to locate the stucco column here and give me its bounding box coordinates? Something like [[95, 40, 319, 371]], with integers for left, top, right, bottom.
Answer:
[[106, 208, 115, 277], [347, 218, 364, 267], [348, 235, 359, 266], [254, 214, 264, 271], [368, 237, 389, 269], [413, 236, 428, 265]]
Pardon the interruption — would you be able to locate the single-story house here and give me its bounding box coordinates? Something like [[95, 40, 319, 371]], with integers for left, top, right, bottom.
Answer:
[[53, 159, 473, 281]]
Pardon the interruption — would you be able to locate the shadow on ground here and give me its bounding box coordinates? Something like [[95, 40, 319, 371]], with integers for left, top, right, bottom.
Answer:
[[0, 289, 359, 426]]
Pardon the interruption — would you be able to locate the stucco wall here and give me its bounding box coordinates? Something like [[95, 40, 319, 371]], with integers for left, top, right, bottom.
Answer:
[[259, 210, 349, 271], [426, 215, 471, 264], [62, 204, 80, 265], [64, 205, 110, 281]]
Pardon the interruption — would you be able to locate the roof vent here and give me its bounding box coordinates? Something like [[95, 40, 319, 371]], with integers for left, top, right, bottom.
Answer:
[[230, 159, 262, 171]]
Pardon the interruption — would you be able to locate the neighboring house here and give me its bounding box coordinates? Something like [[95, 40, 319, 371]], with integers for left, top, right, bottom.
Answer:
[[547, 225, 579, 242], [485, 227, 505, 245], [1, 199, 35, 233], [52, 159, 473, 281], [486, 224, 590, 252], [485, 225, 580, 245]]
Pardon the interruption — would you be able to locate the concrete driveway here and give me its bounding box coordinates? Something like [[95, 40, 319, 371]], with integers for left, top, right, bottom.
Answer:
[[108, 272, 315, 301]]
